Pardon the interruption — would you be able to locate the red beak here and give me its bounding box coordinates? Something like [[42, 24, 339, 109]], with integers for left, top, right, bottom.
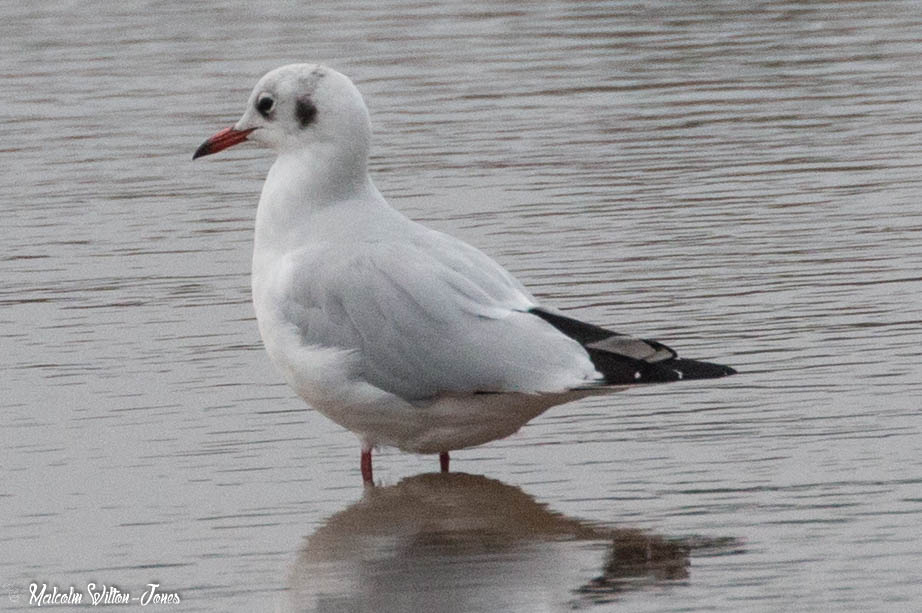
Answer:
[[192, 127, 256, 160]]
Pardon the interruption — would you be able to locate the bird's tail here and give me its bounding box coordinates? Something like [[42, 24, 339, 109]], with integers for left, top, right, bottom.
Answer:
[[529, 308, 736, 385]]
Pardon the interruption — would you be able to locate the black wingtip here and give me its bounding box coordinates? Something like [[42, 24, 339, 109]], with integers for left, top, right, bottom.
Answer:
[[657, 358, 737, 381], [591, 354, 737, 385], [527, 307, 736, 385]]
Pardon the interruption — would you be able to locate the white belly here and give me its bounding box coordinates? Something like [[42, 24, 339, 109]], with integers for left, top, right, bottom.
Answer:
[[259, 323, 596, 453]]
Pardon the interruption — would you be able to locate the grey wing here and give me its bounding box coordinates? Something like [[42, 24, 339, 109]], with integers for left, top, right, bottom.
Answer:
[[282, 237, 600, 401]]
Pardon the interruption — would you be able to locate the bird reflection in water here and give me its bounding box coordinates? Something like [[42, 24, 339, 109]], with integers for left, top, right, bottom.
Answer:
[[285, 474, 741, 611]]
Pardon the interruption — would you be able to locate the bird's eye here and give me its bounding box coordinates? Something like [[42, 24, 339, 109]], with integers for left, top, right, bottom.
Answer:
[[256, 94, 275, 117]]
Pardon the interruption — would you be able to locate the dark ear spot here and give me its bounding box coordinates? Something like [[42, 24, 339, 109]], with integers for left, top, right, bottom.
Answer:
[[296, 97, 317, 128]]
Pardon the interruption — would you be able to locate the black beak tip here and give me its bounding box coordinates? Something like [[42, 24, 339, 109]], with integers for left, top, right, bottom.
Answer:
[[192, 141, 211, 160]]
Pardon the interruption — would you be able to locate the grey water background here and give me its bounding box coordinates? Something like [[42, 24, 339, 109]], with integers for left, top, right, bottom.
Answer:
[[3, 0, 921, 610]]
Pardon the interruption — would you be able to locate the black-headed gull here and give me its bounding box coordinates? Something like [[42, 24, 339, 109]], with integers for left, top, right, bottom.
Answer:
[[193, 64, 735, 484]]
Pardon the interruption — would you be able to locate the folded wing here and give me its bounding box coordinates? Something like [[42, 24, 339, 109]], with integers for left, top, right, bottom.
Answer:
[[280, 236, 602, 401]]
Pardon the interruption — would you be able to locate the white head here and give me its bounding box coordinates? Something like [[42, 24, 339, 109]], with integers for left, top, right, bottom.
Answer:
[[194, 64, 372, 175]]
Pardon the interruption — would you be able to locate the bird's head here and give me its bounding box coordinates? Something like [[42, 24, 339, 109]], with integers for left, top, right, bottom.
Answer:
[[193, 63, 372, 163]]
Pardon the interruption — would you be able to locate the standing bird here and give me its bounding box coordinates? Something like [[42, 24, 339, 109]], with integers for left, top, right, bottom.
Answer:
[[194, 64, 735, 484]]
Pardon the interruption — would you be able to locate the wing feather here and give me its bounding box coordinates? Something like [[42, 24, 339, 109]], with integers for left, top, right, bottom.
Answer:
[[279, 232, 599, 400]]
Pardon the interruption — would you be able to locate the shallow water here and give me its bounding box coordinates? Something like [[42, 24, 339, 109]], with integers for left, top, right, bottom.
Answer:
[[2, 1, 922, 611]]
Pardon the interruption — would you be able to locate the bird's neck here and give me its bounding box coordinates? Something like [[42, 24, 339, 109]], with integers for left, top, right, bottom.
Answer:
[[273, 143, 369, 201], [253, 148, 383, 258]]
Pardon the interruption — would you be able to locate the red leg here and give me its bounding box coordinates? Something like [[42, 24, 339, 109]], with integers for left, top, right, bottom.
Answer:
[[439, 451, 449, 473], [361, 448, 373, 485]]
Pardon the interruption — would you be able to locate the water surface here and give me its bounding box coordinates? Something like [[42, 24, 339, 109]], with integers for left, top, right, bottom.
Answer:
[[2, 1, 921, 611]]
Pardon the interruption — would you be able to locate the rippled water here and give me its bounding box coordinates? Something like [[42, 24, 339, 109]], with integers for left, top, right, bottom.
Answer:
[[2, 1, 921, 611]]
